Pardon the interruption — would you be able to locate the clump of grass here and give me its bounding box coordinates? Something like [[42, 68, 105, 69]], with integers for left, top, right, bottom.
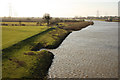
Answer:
[[24, 52, 36, 55], [9, 57, 26, 67]]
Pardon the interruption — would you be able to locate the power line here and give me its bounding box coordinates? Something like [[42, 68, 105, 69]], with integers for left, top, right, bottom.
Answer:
[[9, 3, 12, 17], [97, 10, 99, 17]]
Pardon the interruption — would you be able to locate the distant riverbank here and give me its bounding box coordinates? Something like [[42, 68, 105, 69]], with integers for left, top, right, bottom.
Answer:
[[86, 19, 120, 22], [2, 21, 94, 79]]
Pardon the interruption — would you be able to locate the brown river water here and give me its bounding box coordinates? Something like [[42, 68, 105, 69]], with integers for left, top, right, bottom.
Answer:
[[47, 21, 118, 78]]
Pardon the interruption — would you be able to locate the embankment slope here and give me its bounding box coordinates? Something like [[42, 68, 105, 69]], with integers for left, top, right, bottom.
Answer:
[[2, 21, 94, 79]]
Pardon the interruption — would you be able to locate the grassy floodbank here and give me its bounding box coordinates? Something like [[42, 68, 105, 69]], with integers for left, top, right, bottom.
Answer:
[[59, 21, 94, 31], [2, 21, 93, 79], [2, 26, 69, 79]]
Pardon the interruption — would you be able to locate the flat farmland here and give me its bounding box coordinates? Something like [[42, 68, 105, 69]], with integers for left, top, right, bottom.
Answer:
[[2, 25, 48, 49]]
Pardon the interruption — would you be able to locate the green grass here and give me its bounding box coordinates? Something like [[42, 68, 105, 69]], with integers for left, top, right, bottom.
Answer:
[[2, 26, 48, 49], [2, 26, 69, 78], [57, 21, 93, 31], [2, 50, 54, 79], [2, 21, 91, 79], [0, 22, 47, 26]]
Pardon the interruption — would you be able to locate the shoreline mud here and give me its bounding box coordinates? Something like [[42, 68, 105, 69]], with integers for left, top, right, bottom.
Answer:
[[2, 21, 94, 79]]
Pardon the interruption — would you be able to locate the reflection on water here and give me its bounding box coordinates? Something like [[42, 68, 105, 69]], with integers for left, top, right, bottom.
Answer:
[[48, 21, 118, 78]]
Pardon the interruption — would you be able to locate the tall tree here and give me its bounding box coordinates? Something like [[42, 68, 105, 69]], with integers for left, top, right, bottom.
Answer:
[[43, 13, 51, 26]]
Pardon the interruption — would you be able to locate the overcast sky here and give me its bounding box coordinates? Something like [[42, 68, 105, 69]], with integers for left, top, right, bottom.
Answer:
[[0, 0, 119, 17]]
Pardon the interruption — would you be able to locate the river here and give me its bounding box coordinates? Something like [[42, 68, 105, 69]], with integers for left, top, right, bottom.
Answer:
[[48, 21, 118, 78]]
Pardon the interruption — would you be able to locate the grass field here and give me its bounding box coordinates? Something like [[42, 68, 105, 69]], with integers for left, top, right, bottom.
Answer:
[[2, 26, 49, 49], [1, 22, 37, 25], [0, 22, 48, 26]]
